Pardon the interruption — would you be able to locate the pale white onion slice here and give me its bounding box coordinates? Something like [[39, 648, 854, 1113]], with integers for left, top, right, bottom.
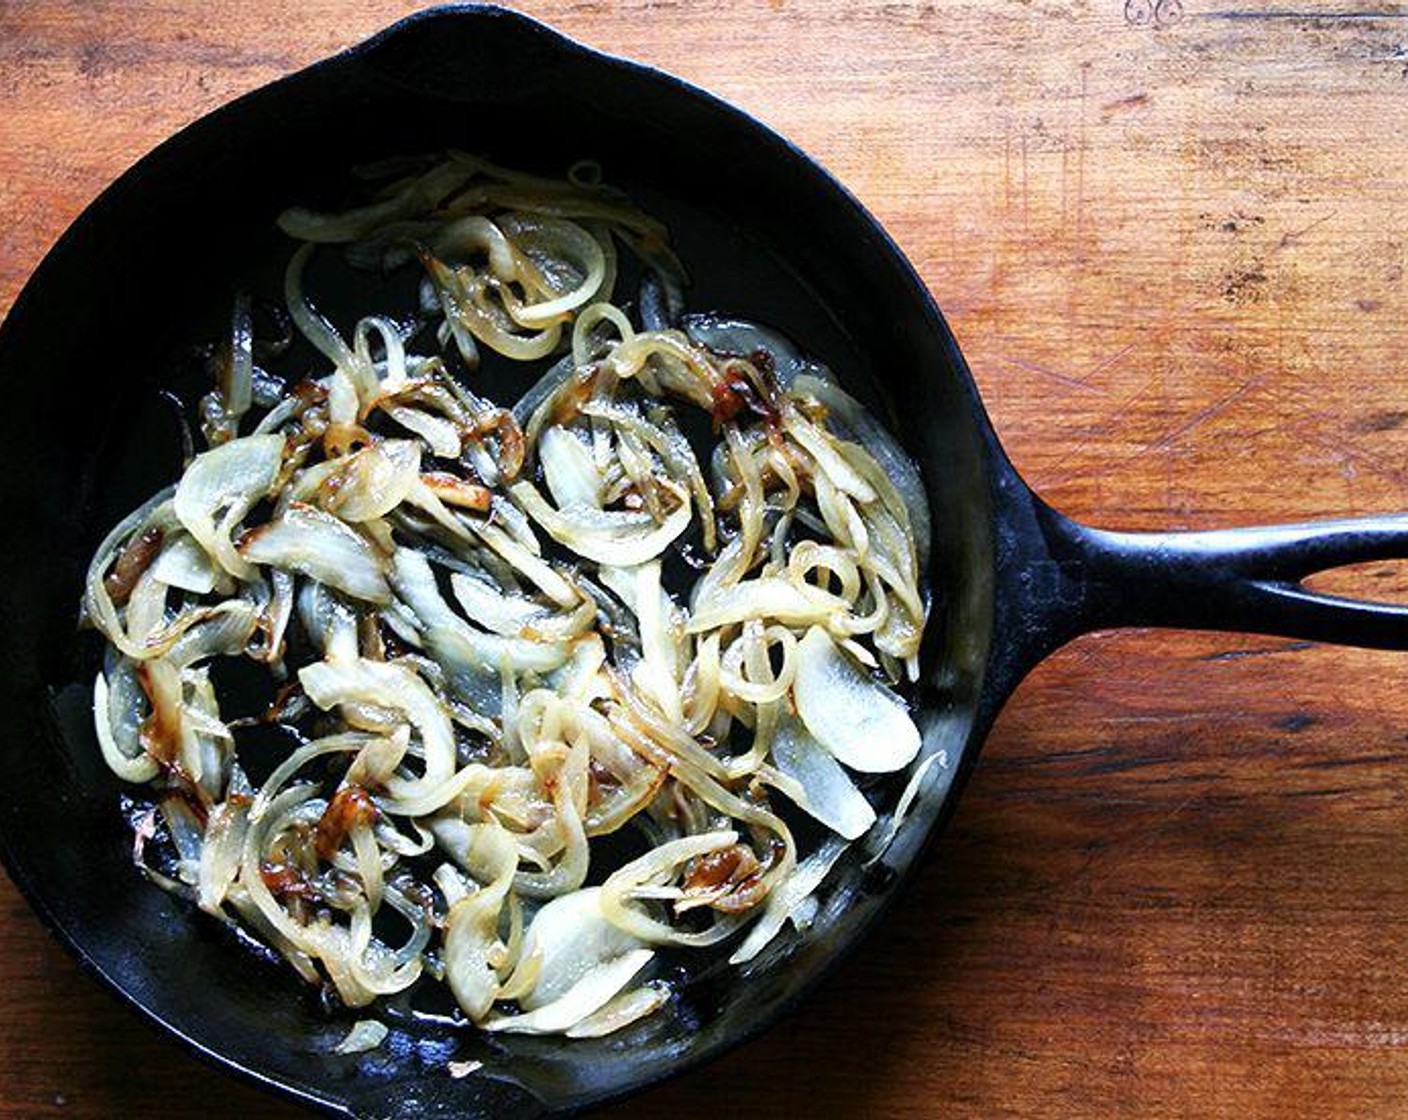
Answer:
[[510, 480, 691, 568], [173, 433, 284, 581], [449, 571, 552, 638], [298, 658, 456, 803], [440, 822, 519, 1022], [485, 887, 652, 1034], [598, 831, 744, 947], [781, 411, 877, 504], [484, 949, 653, 1035], [385, 405, 462, 458], [771, 718, 876, 840], [390, 549, 570, 678], [240, 503, 390, 604], [197, 795, 250, 915], [334, 1019, 389, 1054], [564, 981, 670, 1039], [538, 426, 604, 510], [92, 671, 159, 783], [686, 577, 848, 635], [149, 534, 218, 595], [792, 627, 920, 773], [793, 373, 931, 568], [510, 887, 646, 1010]]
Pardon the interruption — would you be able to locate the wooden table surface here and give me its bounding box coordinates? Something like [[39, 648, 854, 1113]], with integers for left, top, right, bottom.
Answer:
[[6, 1, 1408, 1117]]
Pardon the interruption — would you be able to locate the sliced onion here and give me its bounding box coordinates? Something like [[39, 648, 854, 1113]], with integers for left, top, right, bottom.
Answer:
[[564, 981, 670, 1039], [385, 405, 463, 458], [390, 548, 570, 678], [683, 313, 810, 387], [598, 831, 746, 947], [149, 533, 218, 595], [197, 795, 250, 915], [240, 503, 390, 604], [298, 658, 456, 804], [538, 426, 603, 510], [793, 373, 930, 568], [687, 577, 848, 635], [486, 886, 652, 1033], [173, 433, 284, 581], [334, 1019, 388, 1054], [321, 441, 421, 522], [782, 410, 877, 504], [279, 160, 476, 243], [511, 887, 645, 1009], [729, 838, 848, 965], [484, 948, 653, 1035], [440, 821, 519, 1022], [792, 627, 920, 773], [449, 571, 552, 638], [770, 717, 876, 840], [92, 671, 159, 783], [510, 480, 692, 568]]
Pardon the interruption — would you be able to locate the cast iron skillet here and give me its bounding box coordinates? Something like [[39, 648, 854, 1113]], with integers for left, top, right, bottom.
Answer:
[[4, 6, 1408, 1118]]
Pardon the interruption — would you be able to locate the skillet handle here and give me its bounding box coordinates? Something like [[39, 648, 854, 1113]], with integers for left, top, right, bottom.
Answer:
[[1022, 500, 1408, 655]]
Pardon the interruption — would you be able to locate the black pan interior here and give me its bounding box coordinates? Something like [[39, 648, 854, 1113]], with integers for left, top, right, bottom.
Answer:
[[0, 8, 1001, 1116]]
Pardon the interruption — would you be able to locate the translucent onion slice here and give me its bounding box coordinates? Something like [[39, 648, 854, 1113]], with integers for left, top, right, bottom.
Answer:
[[729, 838, 848, 965], [682, 313, 810, 387], [484, 949, 654, 1035], [793, 373, 930, 569], [385, 405, 462, 458], [770, 717, 876, 840], [598, 831, 746, 946], [173, 433, 284, 581], [781, 411, 878, 504], [486, 886, 653, 1033], [197, 794, 250, 915], [149, 534, 218, 595], [511, 887, 646, 1010], [279, 160, 476, 242], [792, 627, 920, 773], [510, 480, 691, 568], [440, 821, 519, 1022], [298, 658, 456, 803], [538, 426, 604, 510], [321, 441, 421, 522], [334, 1019, 389, 1055], [240, 503, 390, 604], [686, 577, 848, 635], [449, 571, 552, 638], [92, 671, 159, 783], [564, 981, 670, 1039], [391, 548, 570, 677]]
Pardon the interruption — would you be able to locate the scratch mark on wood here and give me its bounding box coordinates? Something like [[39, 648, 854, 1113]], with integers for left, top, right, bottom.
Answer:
[[1278, 212, 1336, 250], [1101, 92, 1151, 115], [1199, 642, 1316, 661], [997, 354, 1109, 394], [1202, 8, 1408, 20], [1142, 375, 1265, 455]]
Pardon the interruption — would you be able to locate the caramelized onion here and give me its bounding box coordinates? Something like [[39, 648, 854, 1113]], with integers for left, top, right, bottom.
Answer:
[[82, 153, 931, 1041]]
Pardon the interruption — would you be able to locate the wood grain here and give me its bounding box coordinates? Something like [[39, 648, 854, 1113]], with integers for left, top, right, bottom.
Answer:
[[5, 1, 1408, 1116]]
